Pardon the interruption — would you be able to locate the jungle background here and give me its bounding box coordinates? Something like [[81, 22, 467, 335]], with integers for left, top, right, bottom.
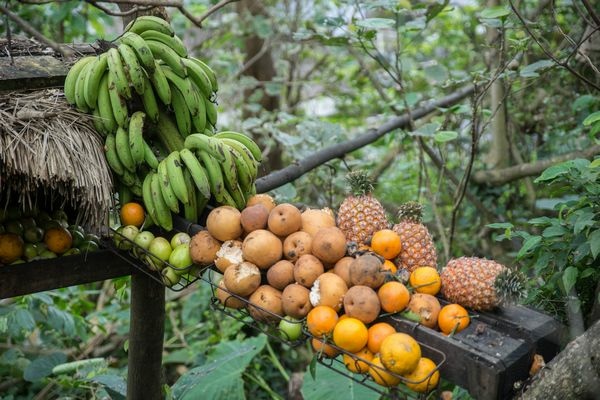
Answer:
[[1, 0, 599, 398]]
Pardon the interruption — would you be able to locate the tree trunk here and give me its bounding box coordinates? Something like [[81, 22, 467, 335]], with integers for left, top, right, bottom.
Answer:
[[117, 5, 169, 29], [518, 319, 600, 400]]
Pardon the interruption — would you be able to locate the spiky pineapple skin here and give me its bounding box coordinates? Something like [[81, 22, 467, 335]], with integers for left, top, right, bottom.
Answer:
[[337, 195, 388, 246], [440, 257, 505, 311], [392, 220, 437, 273]]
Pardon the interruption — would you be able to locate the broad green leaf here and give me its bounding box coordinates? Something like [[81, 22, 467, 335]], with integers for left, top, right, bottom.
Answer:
[[355, 18, 395, 29], [527, 216, 552, 226], [519, 60, 554, 78], [171, 335, 267, 400], [582, 111, 600, 126], [572, 95, 597, 112], [542, 225, 567, 238], [562, 266, 578, 294], [580, 267, 596, 279], [590, 158, 600, 168], [426, 0, 449, 22], [534, 162, 572, 182], [24, 352, 67, 382], [90, 374, 127, 399], [301, 362, 379, 400], [590, 229, 600, 259], [434, 130, 458, 143], [574, 209, 595, 234], [412, 122, 440, 137], [574, 241, 590, 263], [480, 6, 511, 19], [10, 309, 36, 334], [487, 222, 514, 229], [517, 235, 541, 259], [424, 64, 448, 83]]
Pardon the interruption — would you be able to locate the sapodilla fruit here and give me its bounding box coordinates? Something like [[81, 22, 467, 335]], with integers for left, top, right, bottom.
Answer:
[[242, 229, 283, 269], [294, 254, 325, 288], [216, 279, 246, 309], [247, 285, 284, 323], [283, 231, 312, 262], [300, 207, 336, 238], [189, 230, 221, 266], [309, 272, 348, 312], [343, 285, 381, 324], [206, 206, 243, 241], [267, 260, 296, 290], [214, 240, 243, 273], [240, 204, 269, 233], [268, 203, 302, 237], [311, 226, 347, 264], [223, 261, 261, 297], [282, 283, 313, 319]]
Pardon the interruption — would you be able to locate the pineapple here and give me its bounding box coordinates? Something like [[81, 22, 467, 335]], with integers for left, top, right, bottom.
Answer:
[[392, 202, 437, 273], [336, 170, 388, 246], [440, 257, 526, 311]]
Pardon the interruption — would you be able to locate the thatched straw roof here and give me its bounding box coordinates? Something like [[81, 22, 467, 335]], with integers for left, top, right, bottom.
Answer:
[[0, 89, 114, 232]]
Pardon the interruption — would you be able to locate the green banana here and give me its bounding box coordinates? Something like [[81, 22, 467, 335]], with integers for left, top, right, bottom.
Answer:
[[182, 168, 198, 223], [104, 133, 124, 176], [191, 95, 207, 133], [149, 60, 172, 104], [196, 188, 210, 217], [225, 145, 254, 195], [119, 31, 155, 72], [115, 126, 136, 173], [64, 56, 94, 105], [161, 66, 201, 116], [140, 77, 159, 123], [157, 159, 180, 213], [219, 141, 239, 190], [118, 182, 134, 205], [170, 84, 192, 137], [181, 57, 212, 98], [92, 108, 108, 137], [214, 131, 262, 162], [83, 53, 108, 109], [204, 96, 217, 127], [117, 43, 146, 95], [190, 57, 218, 92], [107, 72, 129, 128], [155, 110, 186, 153], [179, 148, 211, 198], [220, 187, 238, 208], [142, 172, 158, 226], [147, 40, 187, 78], [96, 73, 118, 134], [143, 140, 159, 169], [197, 151, 226, 203], [140, 30, 187, 58], [128, 111, 146, 166], [226, 182, 247, 210], [150, 171, 174, 231], [120, 169, 137, 186], [165, 151, 189, 205], [183, 134, 226, 162], [106, 48, 132, 100], [130, 173, 143, 197], [219, 137, 258, 180], [124, 15, 175, 37], [74, 60, 94, 112]]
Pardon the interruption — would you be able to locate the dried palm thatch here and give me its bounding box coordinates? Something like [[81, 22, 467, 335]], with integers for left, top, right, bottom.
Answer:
[[0, 89, 114, 232]]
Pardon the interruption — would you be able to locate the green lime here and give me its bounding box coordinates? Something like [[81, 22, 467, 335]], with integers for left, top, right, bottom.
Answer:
[[23, 243, 39, 260], [70, 230, 86, 248], [38, 250, 57, 259], [23, 227, 44, 243], [79, 240, 100, 253], [4, 220, 24, 235], [63, 247, 81, 256], [85, 233, 101, 244], [20, 217, 37, 230], [68, 224, 85, 236], [51, 210, 69, 222]]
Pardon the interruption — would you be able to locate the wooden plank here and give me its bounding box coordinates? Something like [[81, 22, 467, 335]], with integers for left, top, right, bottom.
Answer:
[[0, 249, 134, 299], [0, 56, 68, 91]]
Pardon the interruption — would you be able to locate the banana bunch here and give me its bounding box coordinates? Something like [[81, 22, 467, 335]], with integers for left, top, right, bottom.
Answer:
[[64, 15, 263, 231]]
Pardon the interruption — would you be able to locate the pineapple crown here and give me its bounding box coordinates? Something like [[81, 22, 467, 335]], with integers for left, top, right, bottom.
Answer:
[[345, 170, 375, 196], [494, 268, 528, 304], [397, 201, 424, 223]]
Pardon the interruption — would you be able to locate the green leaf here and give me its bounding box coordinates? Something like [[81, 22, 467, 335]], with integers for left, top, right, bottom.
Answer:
[[562, 266, 578, 294], [591, 158, 600, 169], [10, 309, 36, 334], [480, 6, 511, 19], [301, 362, 379, 400], [309, 355, 317, 380], [90, 374, 127, 400], [527, 216, 552, 226], [542, 225, 567, 238], [582, 111, 600, 126], [426, 0, 449, 23], [534, 162, 572, 183], [590, 229, 600, 259], [487, 222, 514, 229], [171, 335, 267, 400], [517, 235, 541, 259], [355, 18, 395, 29], [424, 64, 448, 83], [434, 130, 458, 143], [519, 60, 554, 78], [580, 267, 596, 279], [24, 353, 67, 382]]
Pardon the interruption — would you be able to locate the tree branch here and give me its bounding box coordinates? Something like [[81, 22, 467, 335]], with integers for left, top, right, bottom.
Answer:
[[255, 84, 475, 192], [472, 144, 600, 185]]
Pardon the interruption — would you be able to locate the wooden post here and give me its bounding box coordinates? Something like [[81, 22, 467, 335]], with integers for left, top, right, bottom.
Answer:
[[127, 271, 165, 400]]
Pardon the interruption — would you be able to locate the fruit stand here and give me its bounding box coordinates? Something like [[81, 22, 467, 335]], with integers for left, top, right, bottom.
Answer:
[[1, 24, 566, 400]]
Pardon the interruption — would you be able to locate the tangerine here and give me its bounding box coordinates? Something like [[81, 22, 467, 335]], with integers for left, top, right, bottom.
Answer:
[[343, 346, 373, 374], [379, 332, 421, 375], [43, 227, 73, 254], [382, 259, 397, 274], [370, 229, 402, 259], [403, 357, 440, 393], [311, 338, 340, 358], [438, 304, 470, 335], [332, 317, 368, 353], [409, 266, 441, 295], [120, 202, 145, 228], [378, 281, 410, 314], [306, 305, 338, 338], [367, 322, 396, 354], [369, 356, 401, 387], [0, 233, 25, 264]]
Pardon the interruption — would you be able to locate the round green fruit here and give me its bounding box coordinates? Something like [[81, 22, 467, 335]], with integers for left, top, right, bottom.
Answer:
[[118, 225, 139, 250], [134, 231, 155, 251], [63, 247, 81, 256], [23, 243, 39, 260], [78, 241, 99, 253], [38, 249, 57, 259], [148, 237, 172, 261], [20, 217, 37, 230], [161, 267, 181, 287], [4, 220, 24, 235], [170, 232, 191, 249], [169, 243, 192, 273], [23, 227, 44, 244], [51, 210, 69, 222], [278, 317, 303, 341]]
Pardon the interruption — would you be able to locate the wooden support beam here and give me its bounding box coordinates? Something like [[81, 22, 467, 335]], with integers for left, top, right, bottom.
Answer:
[[0, 56, 68, 91]]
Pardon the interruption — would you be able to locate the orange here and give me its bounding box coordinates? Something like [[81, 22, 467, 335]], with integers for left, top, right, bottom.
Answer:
[[409, 266, 441, 295], [43, 227, 73, 254], [367, 322, 396, 354], [438, 304, 470, 335], [370, 229, 402, 259], [377, 281, 410, 314], [306, 305, 338, 338], [311, 338, 340, 358], [382, 259, 397, 274], [0, 233, 25, 264], [332, 317, 368, 353], [343, 346, 373, 374], [120, 202, 145, 228], [403, 357, 440, 393], [379, 332, 421, 375], [369, 356, 401, 387]]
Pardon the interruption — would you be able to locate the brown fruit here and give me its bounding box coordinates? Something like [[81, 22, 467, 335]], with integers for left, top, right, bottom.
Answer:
[[189, 230, 222, 266], [240, 204, 269, 233], [301, 208, 336, 238], [267, 203, 302, 237], [349, 253, 386, 289], [311, 226, 347, 264], [246, 193, 276, 212], [206, 206, 243, 241], [282, 231, 312, 262], [216, 279, 246, 309], [247, 285, 284, 323], [343, 285, 381, 324], [309, 272, 348, 312], [267, 260, 295, 290], [242, 229, 283, 269], [0, 233, 25, 264], [44, 227, 73, 254], [407, 293, 441, 329], [214, 240, 243, 273], [332, 256, 354, 287], [282, 283, 313, 319], [294, 254, 325, 288], [223, 261, 261, 297]]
